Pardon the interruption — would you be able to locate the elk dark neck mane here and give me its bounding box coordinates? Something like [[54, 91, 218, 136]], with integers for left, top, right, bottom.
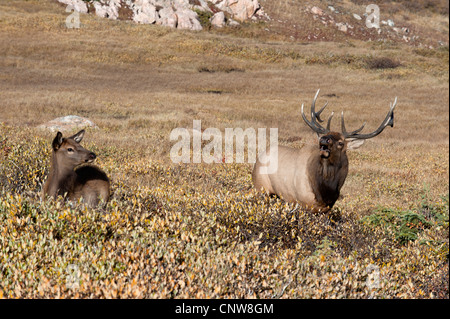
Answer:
[[309, 154, 349, 208]]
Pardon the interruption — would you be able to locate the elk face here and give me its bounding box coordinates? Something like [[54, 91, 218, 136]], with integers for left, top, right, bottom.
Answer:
[[318, 132, 346, 160], [52, 130, 97, 169]]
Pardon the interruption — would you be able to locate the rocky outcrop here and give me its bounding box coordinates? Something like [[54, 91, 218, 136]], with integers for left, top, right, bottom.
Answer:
[[58, 0, 263, 31]]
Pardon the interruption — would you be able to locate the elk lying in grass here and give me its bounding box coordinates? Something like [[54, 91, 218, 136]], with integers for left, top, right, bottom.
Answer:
[[42, 130, 110, 207], [252, 89, 397, 213]]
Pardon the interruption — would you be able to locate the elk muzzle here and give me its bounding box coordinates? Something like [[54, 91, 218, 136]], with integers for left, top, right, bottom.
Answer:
[[86, 152, 96, 163], [319, 136, 332, 158]]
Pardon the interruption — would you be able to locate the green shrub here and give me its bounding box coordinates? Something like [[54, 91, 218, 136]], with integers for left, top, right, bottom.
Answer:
[[194, 9, 213, 30], [362, 193, 449, 246]]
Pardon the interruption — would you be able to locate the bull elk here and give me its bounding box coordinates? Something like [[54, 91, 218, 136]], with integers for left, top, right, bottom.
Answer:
[[42, 130, 110, 207], [252, 89, 397, 213]]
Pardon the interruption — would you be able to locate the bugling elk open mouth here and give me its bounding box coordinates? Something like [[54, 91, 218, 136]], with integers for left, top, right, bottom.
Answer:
[[319, 142, 331, 158]]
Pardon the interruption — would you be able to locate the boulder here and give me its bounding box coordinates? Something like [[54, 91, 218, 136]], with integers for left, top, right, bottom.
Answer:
[[132, 1, 158, 24], [211, 11, 226, 28], [157, 6, 178, 28], [353, 13, 362, 20], [227, 0, 260, 22], [93, 0, 120, 20], [228, 18, 240, 26], [176, 8, 202, 31], [38, 115, 98, 132], [336, 22, 348, 33], [191, 0, 212, 12], [310, 6, 324, 16]]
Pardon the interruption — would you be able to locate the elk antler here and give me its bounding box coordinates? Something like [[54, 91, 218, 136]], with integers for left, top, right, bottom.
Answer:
[[341, 97, 397, 139], [301, 89, 334, 136]]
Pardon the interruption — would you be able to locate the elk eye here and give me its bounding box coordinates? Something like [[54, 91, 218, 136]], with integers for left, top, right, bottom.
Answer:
[[338, 142, 344, 147], [67, 148, 74, 152]]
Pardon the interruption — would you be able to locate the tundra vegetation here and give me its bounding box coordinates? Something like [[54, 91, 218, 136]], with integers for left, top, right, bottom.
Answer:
[[0, 0, 448, 298]]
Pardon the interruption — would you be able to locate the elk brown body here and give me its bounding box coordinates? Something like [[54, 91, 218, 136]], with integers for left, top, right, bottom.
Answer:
[[252, 89, 397, 213], [42, 130, 110, 207]]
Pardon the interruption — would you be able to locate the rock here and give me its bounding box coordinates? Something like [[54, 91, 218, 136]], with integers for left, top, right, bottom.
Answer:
[[93, 0, 120, 20], [58, 0, 88, 14], [192, 0, 212, 12], [255, 6, 268, 19], [311, 6, 324, 16], [336, 22, 347, 33], [228, 18, 240, 26], [227, 0, 260, 22], [353, 13, 361, 20], [157, 6, 178, 29], [211, 0, 226, 11], [176, 8, 202, 31], [387, 19, 395, 27], [38, 116, 98, 132], [328, 6, 335, 12], [211, 12, 226, 28], [132, 1, 157, 24]]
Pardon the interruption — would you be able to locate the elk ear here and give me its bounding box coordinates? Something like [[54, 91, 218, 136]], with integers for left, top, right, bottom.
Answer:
[[52, 132, 64, 151], [346, 138, 365, 150], [70, 130, 85, 143]]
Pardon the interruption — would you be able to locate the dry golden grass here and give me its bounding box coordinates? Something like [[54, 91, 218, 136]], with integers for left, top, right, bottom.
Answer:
[[0, 0, 448, 299]]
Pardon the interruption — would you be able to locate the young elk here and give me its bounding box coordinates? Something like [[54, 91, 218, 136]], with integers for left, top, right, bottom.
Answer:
[[252, 89, 397, 213], [42, 130, 110, 207]]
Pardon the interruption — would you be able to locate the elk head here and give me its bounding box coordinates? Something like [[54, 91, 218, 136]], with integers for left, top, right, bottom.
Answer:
[[52, 130, 97, 169], [301, 89, 397, 160]]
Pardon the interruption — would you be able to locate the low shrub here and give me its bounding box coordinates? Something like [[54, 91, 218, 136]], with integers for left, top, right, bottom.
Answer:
[[364, 56, 402, 69]]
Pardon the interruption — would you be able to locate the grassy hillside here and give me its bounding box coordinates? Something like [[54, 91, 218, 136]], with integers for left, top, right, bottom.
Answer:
[[0, 0, 448, 298]]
